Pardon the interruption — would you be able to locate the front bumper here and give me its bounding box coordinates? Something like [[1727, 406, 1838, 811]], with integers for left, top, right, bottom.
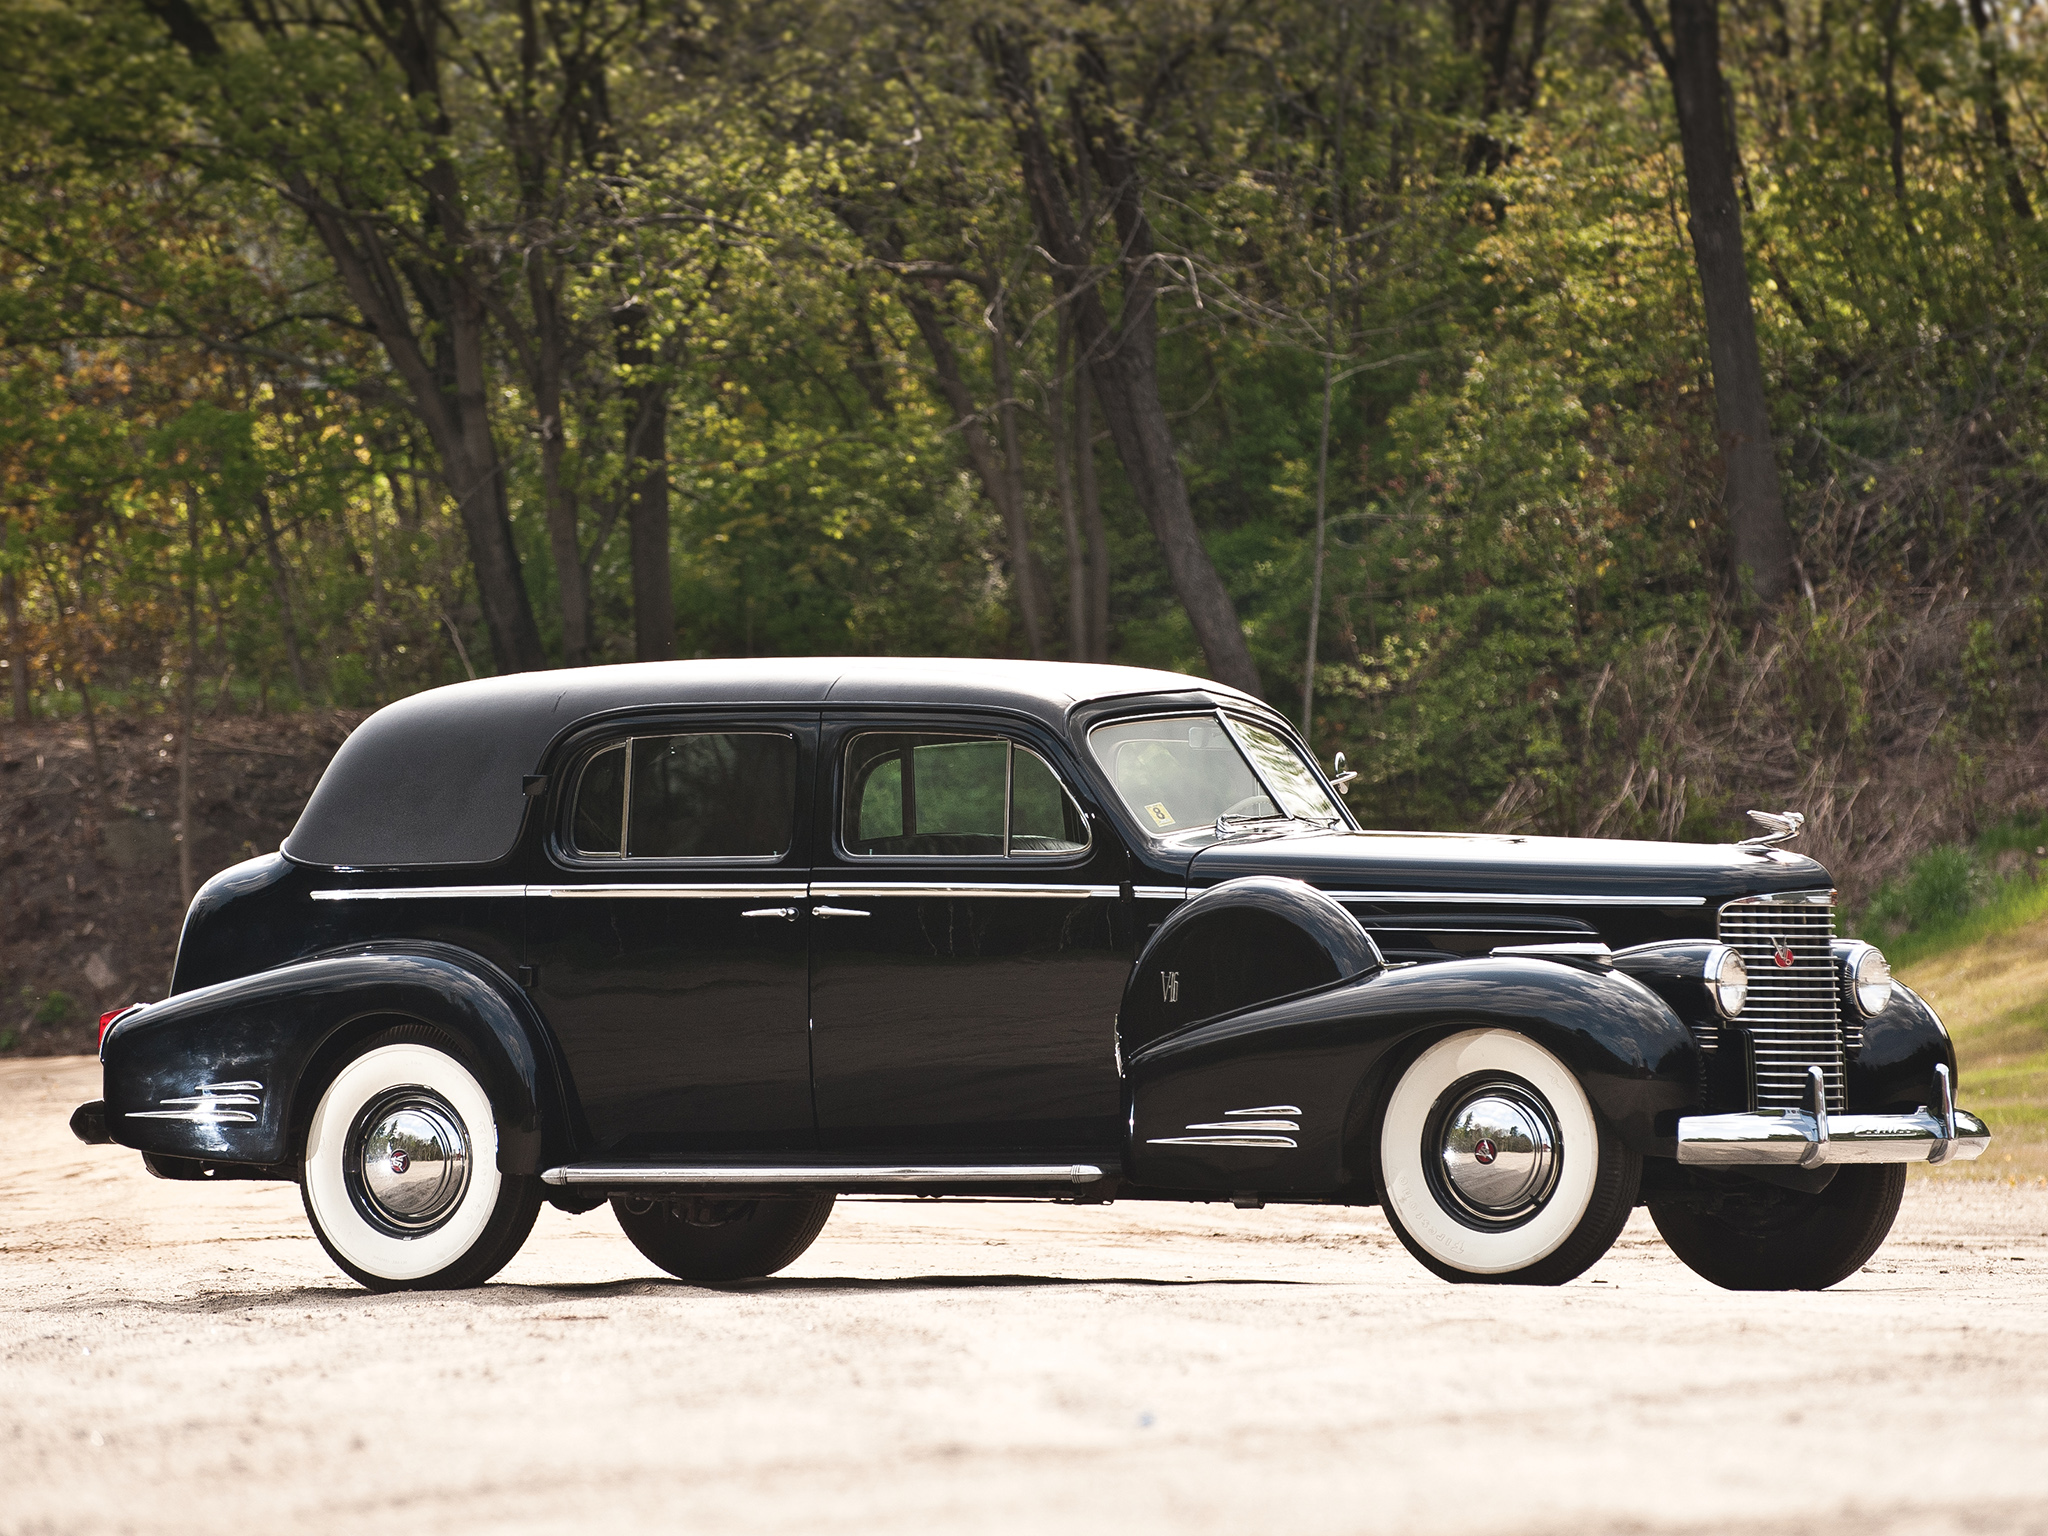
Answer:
[[1678, 1064, 1990, 1168]]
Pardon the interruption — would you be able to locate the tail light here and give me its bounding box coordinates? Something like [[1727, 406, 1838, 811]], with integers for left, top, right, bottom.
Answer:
[[98, 1006, 135, 1054]]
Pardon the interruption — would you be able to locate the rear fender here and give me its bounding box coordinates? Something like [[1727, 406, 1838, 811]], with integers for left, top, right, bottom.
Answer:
[[99, 944, 560, 1175], [1124, 956, 1701, 1195]]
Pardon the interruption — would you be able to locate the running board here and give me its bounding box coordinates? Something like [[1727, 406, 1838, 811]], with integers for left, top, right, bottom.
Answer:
[[540, 1161, 1108, 1189]]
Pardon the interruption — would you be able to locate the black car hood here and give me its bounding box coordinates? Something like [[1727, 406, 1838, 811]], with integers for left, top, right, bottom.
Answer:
[[1187, 827, 1832, 950]]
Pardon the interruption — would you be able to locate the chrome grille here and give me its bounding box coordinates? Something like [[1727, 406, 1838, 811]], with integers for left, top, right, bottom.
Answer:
[[1718, 891, 1843, 1111]]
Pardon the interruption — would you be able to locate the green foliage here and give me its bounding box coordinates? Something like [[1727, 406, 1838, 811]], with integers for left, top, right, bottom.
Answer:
[[0, 0, 2040, 886], [1857, 816, 2048, 967], [33, 991, 74, 1027]]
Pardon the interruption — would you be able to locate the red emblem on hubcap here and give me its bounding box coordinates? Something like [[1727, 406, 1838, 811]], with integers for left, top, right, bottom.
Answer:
[[1771, 937, 1797, 968], [1473, 1138, 1499, 1165], [388, 1150, 411, 1175]]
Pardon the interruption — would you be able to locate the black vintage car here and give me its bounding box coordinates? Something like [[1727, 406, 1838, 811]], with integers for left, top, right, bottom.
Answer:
[[74, 659, 1987, 1292]]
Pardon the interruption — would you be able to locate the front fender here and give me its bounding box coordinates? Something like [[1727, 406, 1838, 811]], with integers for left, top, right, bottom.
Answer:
[[1124, 956, 1701, 1195], [1848, 980, 1957, 1113], [100, 944, 558, 1175]]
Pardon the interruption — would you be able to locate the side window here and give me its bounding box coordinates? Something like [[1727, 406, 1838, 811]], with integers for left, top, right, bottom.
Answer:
[[1010, 747, 1088, 855], [843, 733, 1089, 858], [568, 731, 797, 859], [573, 744, 626, 854]]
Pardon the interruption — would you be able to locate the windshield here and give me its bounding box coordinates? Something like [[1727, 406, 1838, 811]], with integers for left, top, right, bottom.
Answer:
[[1088, 714, 1341, 835]]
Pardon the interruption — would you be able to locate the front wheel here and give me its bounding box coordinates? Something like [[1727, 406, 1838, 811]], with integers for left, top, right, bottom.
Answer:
[[301, 1027, 542, 1292], [612, 1194, 834, 1282], [1648, 1165, 1906, 1290], [1377, 1028, 1641, 1285]]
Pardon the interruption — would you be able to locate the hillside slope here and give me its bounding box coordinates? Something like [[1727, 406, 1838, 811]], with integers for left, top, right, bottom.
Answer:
[[0, 715, 360, 1054], [1904, 915, 2048, 1182]]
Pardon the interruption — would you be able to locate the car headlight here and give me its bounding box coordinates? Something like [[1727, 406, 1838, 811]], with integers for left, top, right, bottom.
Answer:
[[1842, 942, 1893, 1017], [1705, 945, 1747, 1019]]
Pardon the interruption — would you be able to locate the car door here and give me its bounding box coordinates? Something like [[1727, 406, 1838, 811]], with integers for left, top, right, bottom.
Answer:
[[807, 716, 1131, 1155], [529, 716, 817, 1154]]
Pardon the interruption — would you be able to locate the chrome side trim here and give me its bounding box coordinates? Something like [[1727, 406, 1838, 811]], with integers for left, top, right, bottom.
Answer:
[[809, 882, 1120, 900], [1147, 1104, 1304, 1147], [1181, 1120, 1299, 1133], [540, 1162, 1107, 1187], [312, 885, 527, 902], [1722, 888, 1837, 906], [1490, 941, 1615, 965], [127, 1081, 264, 1125], [1325, 890, 1707, 908], [1131, 885, 1189, 902], [542, 883, 809, 900]]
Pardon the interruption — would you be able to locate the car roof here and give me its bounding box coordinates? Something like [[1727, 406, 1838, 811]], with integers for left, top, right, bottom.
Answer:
[[283, 657, 1261, 869]]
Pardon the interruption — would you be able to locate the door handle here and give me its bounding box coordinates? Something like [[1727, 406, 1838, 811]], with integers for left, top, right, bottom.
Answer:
[[741, 907, 798, 921], [812, 906, 871, 919]]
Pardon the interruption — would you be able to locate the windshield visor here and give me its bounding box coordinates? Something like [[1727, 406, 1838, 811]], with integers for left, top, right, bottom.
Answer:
[[1089, 714, 1338, 835]]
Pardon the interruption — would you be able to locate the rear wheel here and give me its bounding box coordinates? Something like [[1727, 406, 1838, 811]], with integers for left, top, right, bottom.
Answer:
[[1377, 1028, 1641, 1285], [1648, 1165, 1906, 1290], [301, 1027, 541, 1292], [612, 1194, 834, 1282]]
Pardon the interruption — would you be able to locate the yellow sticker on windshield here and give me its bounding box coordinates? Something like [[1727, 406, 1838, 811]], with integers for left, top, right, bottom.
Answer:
[[1145, 802, 1176, 828]]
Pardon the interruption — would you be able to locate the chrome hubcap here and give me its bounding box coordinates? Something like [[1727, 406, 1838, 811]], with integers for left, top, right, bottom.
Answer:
[[1431, 1080, 1560, 1225], [348, 1090, 471, 1233]]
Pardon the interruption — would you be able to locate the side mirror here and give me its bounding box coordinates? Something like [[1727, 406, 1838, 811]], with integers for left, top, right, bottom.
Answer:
[[1330, 750, 1359, 797]]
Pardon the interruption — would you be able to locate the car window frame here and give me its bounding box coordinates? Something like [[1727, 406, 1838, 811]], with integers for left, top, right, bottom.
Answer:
[[838, 728, 1093, 862], [1082, 706, 1356, 843], [557, 725, 804, 865]]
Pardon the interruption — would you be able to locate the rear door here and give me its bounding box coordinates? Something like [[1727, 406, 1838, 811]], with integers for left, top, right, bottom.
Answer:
[[806, 716, 1130, 1155], [530, 717, 817, 1154]]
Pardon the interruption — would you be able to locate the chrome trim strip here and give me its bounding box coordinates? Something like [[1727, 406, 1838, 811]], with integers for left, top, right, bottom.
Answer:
[[1676, 1105, 1990, 1166], [1322, 890, 1707, 907], [1721, 888, 1837, 906], [809, 883, 1120, 900], [1181, 1120, 1300, 1133], [540, 1162, 1107, 1187], [540, 883, 809, 900], [127, 1080, 265, 1125], [1131, 885, 1189, 902], [312, 885, 527, 902], [1144, 1135, 1299, 1149], [1227, 1104, 1302, 1117]]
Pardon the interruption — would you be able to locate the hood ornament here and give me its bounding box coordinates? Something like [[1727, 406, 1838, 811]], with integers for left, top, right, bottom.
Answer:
[[1739, 809, 1805, 848]]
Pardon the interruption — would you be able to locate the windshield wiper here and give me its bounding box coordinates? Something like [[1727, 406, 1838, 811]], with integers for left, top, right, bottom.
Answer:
[[1212, 811, 1338, 839]]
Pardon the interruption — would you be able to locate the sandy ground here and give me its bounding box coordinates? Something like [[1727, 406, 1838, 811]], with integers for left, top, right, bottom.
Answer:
[[5, 1057, 2048, 1536]]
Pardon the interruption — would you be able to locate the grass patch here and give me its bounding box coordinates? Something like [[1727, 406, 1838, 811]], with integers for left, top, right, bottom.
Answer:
[[1900, 910, 2048, 1183]]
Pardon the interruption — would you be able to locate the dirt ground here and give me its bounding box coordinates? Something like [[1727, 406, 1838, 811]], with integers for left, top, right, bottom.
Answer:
[[6, 1058, 2048, 1536]]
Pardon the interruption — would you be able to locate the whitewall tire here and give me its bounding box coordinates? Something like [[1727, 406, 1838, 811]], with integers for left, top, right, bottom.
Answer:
[[1377, 1028, 1639, 1285], [301, 1029, 541, 1291]]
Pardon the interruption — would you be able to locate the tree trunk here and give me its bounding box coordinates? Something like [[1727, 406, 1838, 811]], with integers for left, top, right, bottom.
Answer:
[[1052, 310, 1087, 661], [254, 493, 309, 701], [178, 498, 200, 909], [1965, 0, 2035, 221], [985, 27, 1260, 694], [532, 276, 592, 667], [903, 289, 1049, 657], [1, 567, 28, 722], [615, 304, 675, 663], [1078, 365, 1110, 663], [988, 306, 1048, 659], [1631, 0, 1793, 607]]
